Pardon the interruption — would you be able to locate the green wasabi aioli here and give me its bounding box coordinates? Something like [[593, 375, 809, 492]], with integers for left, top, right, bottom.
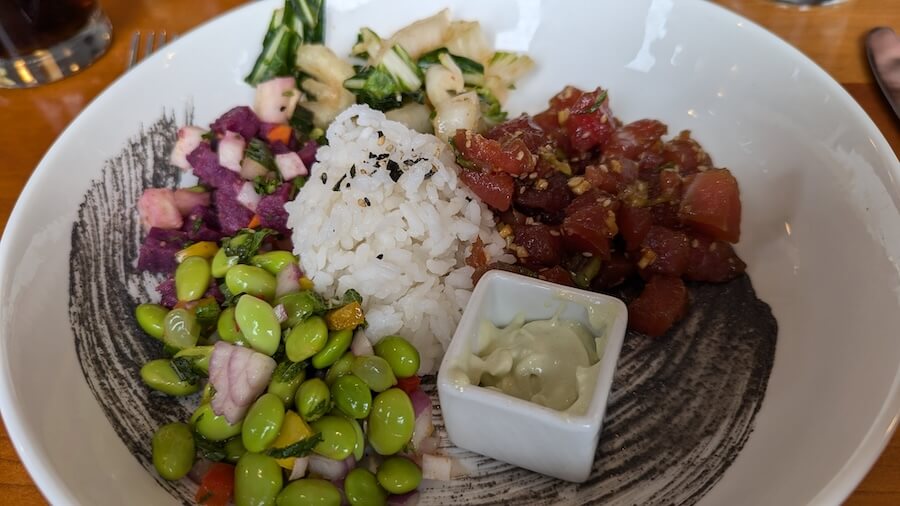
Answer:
[[466, 314, 605, 415]]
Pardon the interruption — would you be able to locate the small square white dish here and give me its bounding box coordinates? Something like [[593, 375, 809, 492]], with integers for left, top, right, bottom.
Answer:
[[436, 270, 628, 482]]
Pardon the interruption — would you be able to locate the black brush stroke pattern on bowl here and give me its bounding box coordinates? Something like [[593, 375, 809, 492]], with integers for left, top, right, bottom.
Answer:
[[69, 111, 777, 505]]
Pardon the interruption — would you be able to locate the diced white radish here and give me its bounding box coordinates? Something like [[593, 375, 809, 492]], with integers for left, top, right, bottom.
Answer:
[[274, 152, 308, 181], [421, 454, 452, 481], [172, 189, 211, 216], [276, 264, 302, 298], [351, 331, 374, 357], [289, 457, 309, 481], [240, 157, 270, 181], [218, 131, 246, 172], [169, 126, 206, 171], [254, 77, 301, 123], [236, 181, 262, 212], [138, 188, 183, 230]]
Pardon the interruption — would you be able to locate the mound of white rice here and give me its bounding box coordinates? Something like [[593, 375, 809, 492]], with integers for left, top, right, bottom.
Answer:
[[286, 105, 511, 372]]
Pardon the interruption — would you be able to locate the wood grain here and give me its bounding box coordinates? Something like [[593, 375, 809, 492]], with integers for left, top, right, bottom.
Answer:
[[0, 0, 897, 504]]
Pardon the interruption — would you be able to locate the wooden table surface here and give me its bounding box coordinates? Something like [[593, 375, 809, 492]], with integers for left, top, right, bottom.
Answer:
[[0, 0, 898, 504]]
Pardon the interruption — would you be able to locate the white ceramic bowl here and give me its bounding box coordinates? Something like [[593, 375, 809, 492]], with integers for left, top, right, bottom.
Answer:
[[1, 0, 898, 505], [437, 271, 628, 483]]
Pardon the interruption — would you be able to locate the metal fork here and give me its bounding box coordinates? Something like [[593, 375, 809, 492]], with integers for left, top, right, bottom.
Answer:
[[126, 30, 177, 70]]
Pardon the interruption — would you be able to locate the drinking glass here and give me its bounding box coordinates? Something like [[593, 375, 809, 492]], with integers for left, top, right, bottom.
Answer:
[[0, 0, 112, 88]]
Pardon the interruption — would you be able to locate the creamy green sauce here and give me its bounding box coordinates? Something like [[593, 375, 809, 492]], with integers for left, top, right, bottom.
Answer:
[[464, 313, 605, 415]]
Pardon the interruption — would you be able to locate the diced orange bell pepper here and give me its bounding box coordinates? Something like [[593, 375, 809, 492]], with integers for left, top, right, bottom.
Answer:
[[266, 124, 293, 145]]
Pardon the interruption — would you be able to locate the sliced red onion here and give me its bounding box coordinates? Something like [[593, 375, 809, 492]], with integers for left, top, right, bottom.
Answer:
[[276, 263, 302, 298], [273, 304, 288, 324], [410, 403, 434, 453], [170, 126, 206, 171], [209, 341, 277, 424], [172, 189, 211, 216], [275, 152, 308, 181], [309, 454, 355, 481], [218, 130, 246, 172], [236, 181, 262, 212], [351, 331, 374, 357], [240, 157, 270, 181], [408, 389, 431, 417], [187, 458, 214, 484], [387, 491, 420, 506], [138, 188, 183, 230], [288, 456, 309, 481], [297, 140, 318, 168], [421, 454, 452, 481], [254, 77, 301, 123]]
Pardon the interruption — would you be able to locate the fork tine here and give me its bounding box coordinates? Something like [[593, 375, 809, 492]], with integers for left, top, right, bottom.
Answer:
[[127, 31, 140, 69], [142, 30, 156, 60], [157, 30, 167, 50]]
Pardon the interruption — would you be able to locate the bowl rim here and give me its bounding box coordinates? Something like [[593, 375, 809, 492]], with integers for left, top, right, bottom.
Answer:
[[0, 0, 898, 504]]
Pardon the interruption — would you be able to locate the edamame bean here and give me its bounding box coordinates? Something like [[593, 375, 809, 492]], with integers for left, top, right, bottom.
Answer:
[[235, 452, 283, 506], [217, 306, 246, 345], [211, 247, 239, 278], [267, 361, 306, 407], [344, 468, 388, 506], [191, 404, 243, 441], [350, 356, 397, 393], [224, 436, 247, 463], [310, 415, 357, 460], [174, 345, 213, 374], [373, 336, 420, 379], [276, 479, 341, 506], [140, 359, 200, 396], [226, 265, 277, 301], [242, 393, 286, 453], [163, 308, 200, 350], [234, 295, 281, 356], [295, 378, 331, 422], [285, 316, 328, 362], [175, 256, 211, 302], [376, 456, 422, 494], [367, 388, 414, 456], [152, 423, 195, 481], [135, 303, 168, 340], [331, 375, 372, 419], [275, 291, 324, 328], [251, 251, 297, 275], [311, 329, 353, 369], [335, 412, 366, 461], [324, 352, 355, 386]]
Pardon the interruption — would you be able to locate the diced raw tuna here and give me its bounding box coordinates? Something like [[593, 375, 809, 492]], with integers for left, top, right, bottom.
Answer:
[[186, 143, 242, 189], [138, 188, 183, 230], [210, 106, 261, 141], [137, 228, 189, 273], [256, 183, 293, 235], [173, 189, 211, 216]]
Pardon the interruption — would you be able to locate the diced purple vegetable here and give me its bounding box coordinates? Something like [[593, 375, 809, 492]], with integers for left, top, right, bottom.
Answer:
[[269, 141, 292, 155], [215, 181, 254, 235], [210, 106, 260, 141], [181, 205, 222, 242], [204, 282, 225, 304], [298, 140, 318, 168], [256, 183, 293, 235], [156, 277, 177, 308], [137, 228, 189, 273], [186, 143, 242, 189]]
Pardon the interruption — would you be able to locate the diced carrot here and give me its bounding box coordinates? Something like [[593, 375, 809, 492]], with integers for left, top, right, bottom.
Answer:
[[247, 214, 261, 229], [266, 124, 293, 145]]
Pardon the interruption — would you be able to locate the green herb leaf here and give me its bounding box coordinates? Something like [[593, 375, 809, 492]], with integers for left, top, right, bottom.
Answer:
[[265, 433, 323, 459], [254, 174, 281, 196], [171, 357, 202, 384], [222, 229, 277, 264], [476, 87, 507, 126], [246, 139, 277, 172], [201, 131, 216, 142], [341, 289, 363, 305], [193, 432, 229, 462], [344, 65, 404, 111], [195, 299, 222, 331], [290, 176, 308, 199], [289, 106, 316, 142], [274, 360, 307, 383], [587, 90, 608, 113]]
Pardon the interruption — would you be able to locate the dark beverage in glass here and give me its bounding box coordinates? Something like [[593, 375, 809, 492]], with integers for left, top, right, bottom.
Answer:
[[0, 0, 111, 88]]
